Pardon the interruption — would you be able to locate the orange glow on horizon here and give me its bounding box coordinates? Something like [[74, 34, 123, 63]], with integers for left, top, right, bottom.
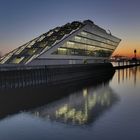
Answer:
[[112, 41, 140, 59], [1, 38, 140, 59]]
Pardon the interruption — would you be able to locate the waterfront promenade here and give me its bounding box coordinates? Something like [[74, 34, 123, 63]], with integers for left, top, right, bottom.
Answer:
[[0, 63, 114, 89], [111, 60, 140, 69], [0, 61, 140, 89]]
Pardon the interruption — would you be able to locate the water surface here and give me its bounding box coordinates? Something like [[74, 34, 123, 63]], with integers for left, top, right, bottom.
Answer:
[[0, 67, 140, 140]]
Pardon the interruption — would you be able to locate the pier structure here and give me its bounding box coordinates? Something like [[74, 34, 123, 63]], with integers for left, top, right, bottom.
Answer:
[[111, 59, 140, 69], [0, 63, 114, 89]]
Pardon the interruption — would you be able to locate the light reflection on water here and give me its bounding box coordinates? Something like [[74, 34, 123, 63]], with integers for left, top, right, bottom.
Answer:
[[0, 66, 140, 140], [116, 66, 140, 85], [29, 85, 118, 126]]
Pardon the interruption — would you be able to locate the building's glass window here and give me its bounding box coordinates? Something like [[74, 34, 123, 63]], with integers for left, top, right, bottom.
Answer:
[[81, 31, 87, 36], [37, 35, 46, 42], [67, 41, 74, 45], [75, 36, 81, 41], [72, 35, 116, 50], [26, 38, 38, 48], [0, 49, 18, 64], [79, 31, 118, 46], [27, 48, 38, 55], [53, 46, 112, 57], [47, 31, 54, 37], [57, 48, 67, 55], [11, 56, 25, 64], [53, 29, 117, 57], [15, 44, 28, 55]]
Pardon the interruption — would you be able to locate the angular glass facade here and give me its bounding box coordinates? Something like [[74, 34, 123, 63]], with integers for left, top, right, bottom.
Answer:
[[0, 21, 83, 64], [0, 20, 121, 65], [53, 30, 119, 57]]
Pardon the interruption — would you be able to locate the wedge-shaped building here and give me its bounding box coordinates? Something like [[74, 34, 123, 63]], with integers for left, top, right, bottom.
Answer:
[[0, 20, 121, 65]]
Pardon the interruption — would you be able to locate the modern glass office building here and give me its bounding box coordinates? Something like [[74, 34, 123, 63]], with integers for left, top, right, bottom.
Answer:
[[0, 20, 121, 65]]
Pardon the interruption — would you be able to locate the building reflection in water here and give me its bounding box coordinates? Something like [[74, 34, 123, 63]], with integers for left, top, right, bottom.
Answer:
[[117, 66, 140, 85], [29, 84, 118, 125]]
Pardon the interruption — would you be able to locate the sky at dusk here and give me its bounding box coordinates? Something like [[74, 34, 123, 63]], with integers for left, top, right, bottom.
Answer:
[[0, 0, 140, 58]]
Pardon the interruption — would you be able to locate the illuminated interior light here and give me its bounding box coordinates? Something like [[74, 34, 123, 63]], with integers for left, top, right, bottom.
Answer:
[[58, 48, 67, 51], [11, 56, 25, 64], [75, 36, 81, 40], [47, 31, 54, 37], [67, 41, 74, 45], [37, 35, 45, 42], [0, 49, 17, 64], [83, 88, 88, 97], [81, 31, 87, 36], [15, 44, 28, 55]]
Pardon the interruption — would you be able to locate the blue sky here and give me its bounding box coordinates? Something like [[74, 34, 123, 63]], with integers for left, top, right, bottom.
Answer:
[[0, 0, 140, 57]]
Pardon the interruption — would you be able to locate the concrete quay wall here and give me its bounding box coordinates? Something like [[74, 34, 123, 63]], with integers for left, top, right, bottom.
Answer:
[[0, 63, 114, 89]]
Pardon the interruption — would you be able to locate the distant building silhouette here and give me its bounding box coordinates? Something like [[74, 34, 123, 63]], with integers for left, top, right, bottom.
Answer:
[[131, 49, 137, 62]]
